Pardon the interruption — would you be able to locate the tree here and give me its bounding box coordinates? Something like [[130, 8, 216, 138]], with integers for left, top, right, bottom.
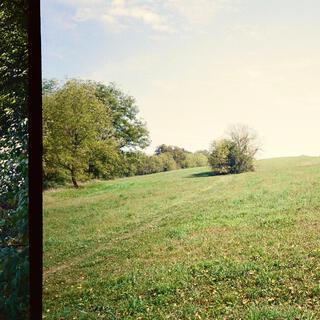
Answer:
[[93, 82, 150, 150], [209, 125, 260, 175], [43, 79, 151, 185], [42, 78, 59, 95], [155, 144, 173, 155], [155, 144, 189, 168], [43, 80, 115, 188], [209, 139, 234, 174], [226, 124, 259, 173], [0, 0, 29, 318], [0, 0, 28, 136]]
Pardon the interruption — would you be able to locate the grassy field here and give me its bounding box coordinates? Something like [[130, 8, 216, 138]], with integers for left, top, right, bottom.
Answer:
[[43, 156, 320, 319]]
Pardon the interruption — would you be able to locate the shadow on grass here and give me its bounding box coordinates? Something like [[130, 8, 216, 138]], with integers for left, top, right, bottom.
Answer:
[[188, 171, 215, 178]]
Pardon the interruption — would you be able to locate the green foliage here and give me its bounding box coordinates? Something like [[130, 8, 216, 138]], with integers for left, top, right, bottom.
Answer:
[[0, 164, 29, 318], [0, 0, 28, 136], [42, 78, 60, 95], [123, 148, 208, 176], [155, 144, 188, 168], [183, 152, 208, 168], [227, 124, 259, 173], [87, 142, 122, 180], [195, 149, 210, 158], [153, 145, 209, 171], [209, 125, 259, 175], [43, 80, 151, 187], [93, 82, 150, 150], [0, 93, 29, 318], [43, 78, 213, 186], [121, 147, 208, 177], [209, 139, 234, 174], [157, 153, 178, 171], [43, 80, 116, 187], [147, 155, 165, 173], [0, 1, 29, 318]]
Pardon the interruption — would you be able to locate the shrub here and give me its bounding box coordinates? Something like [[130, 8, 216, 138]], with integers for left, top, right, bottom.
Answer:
[[209, 125, 259, 175], [183, 152, 208, 168], [158, 153, 178, 171], [209, 139, 234, 174]]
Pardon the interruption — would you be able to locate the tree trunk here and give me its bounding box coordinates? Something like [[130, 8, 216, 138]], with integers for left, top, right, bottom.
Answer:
[[71, 169, 79, 188]]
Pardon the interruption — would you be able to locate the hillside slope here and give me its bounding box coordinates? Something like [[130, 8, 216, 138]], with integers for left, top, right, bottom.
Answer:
[[43, 157, 320, 319]]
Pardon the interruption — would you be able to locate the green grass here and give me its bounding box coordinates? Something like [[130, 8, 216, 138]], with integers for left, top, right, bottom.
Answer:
[[43, 156, 320, 319]]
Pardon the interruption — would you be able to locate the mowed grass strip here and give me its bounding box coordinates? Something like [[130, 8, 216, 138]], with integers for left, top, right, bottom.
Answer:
[[43, 157, 320, 319]]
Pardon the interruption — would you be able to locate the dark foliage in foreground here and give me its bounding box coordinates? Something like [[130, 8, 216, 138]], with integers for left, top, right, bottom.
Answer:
[[0, 0, 29, 318]]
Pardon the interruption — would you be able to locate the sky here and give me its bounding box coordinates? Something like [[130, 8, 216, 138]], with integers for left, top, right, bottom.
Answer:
[[41, 0, 320, 158]]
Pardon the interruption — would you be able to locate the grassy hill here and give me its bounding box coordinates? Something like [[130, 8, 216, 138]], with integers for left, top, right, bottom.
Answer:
[[43, 156, 320, 319]]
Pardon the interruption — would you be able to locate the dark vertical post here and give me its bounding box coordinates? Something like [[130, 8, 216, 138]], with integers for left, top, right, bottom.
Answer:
[[28, 0, 42, 318]]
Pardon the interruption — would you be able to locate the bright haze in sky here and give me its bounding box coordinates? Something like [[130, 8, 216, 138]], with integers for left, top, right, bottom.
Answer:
[[41, 0, 320, 159]]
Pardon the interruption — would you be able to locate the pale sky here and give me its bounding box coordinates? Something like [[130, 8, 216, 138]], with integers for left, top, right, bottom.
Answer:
[[41, 0, 320, 158]]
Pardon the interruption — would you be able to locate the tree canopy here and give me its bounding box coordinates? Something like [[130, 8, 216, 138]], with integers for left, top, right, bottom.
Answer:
[[0, 0, 29, 318], [155, 144, 190, 168], [43, 79, 151, 187], [43, 80, 116, 188], [93, 82, 150, 150], [0, 0, 28, 135]]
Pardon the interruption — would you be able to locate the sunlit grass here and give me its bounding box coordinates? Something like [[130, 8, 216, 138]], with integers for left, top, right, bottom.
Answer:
[[43, 156, 320, 319]]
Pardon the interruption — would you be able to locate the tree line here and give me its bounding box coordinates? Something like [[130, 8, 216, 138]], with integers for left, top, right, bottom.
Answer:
[[43, 79, 210, 188], [43, 79, 259, 189]]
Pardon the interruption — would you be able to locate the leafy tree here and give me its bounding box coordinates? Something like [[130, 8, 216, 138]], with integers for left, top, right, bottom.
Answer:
[[226, 124, 259, 173], [43, 80, 116, 188], [93, 82, 150, 150], [0, 0, 28, 136], [209, 125, 260, 175], [92, 82, 150, 178], [209, 139, 234, 174], [155, 144, 189, 168], [155, 144, 173, 155], [43, 80, 151, 184], [0, 0, 29, 318]]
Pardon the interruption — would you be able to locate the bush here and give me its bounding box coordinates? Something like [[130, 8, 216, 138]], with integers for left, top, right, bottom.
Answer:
[[136, 155, 164, 175], [158, 153, 178, 171], [209, 139, 234, 174], [209, 125, 259, 175], [183, 152, 208, 168]]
